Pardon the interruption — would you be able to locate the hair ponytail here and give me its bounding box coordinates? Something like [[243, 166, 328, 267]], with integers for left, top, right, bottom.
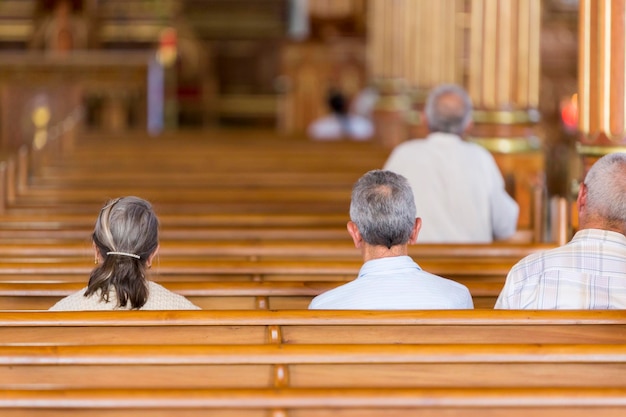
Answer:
[[84, 197, 158, 309], [85, 250, 149, 309]]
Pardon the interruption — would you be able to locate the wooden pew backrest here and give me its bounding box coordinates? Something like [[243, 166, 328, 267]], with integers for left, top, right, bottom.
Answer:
[[0, 310, 624, 345]]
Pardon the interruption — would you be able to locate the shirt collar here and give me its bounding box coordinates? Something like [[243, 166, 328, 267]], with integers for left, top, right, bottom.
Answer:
[[358, 255, 421, 278], [426, 132, 464, 143], [571, 228, 626, 246]]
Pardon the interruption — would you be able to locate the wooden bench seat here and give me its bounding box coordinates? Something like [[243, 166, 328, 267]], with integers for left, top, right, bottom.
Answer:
[[2, 143, 382, 214], [0, 226, 351, 241], [26, 137, 387, 185], [0, 258, 516, 294], [9, 187, 353, 205], [1, 387, 625, 417], [34, 137, 387, 169], [30, 170, 363, 188], [0, 240, 553, 260], [2, 343, 625, 390], [4, 199, 352, 217], [0, 213, 349, 230], [0, 240, 540, 289], [0, 280, 503, 310], [2, 129, 540, 239], [1, 310, 624, 345], [0, 257, 516, 274]]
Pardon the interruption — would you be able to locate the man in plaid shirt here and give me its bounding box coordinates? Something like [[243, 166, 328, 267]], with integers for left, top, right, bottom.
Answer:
[[496, 153, 626, 309]]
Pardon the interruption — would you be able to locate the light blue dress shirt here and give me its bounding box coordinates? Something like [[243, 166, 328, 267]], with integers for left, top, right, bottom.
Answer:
[[309, 256, 474, 310]]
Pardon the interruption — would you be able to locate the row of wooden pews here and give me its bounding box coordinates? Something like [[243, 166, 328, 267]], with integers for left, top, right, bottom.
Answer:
[[2, 310, 624, 345], [1, 310, 625, 416], [4, 387, 624, 417], [0, 280, 503, 310], [0, 239, 551, 309], [2, 126, 619, 415], [0, 237, 552, 309], [0, 128, 553, 311]]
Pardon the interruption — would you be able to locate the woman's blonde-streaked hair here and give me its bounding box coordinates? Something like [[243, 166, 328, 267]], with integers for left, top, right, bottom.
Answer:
[[84, 196, 159, 309]]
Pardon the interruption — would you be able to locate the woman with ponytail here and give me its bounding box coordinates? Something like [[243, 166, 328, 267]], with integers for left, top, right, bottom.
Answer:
[[50, 196, 200, 310]]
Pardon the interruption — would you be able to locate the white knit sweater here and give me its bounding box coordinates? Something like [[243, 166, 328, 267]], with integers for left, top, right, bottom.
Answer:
[[49, 281, 201, 311]]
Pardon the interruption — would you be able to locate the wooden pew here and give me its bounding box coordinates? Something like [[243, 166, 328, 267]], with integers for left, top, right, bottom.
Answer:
[[1, 310, 624, 345], [25, 132, 387, 181], [1, 130, 388, 217], [2, 387, 625, 417], [0, 256, 517, 274], [1, 311, 624, 416], [0, 240, 554, 260], [0, 280, 503, 310], [2, 343, 625, 390], [0, 214, 350, 232], [0, 226, 351, 241], [0, 258, 518, 291], [0, 240, 550, 311], [10, 186, 352, 205], [0, 240, 548, 289], [0, 128, 541, 240], [0, 127, 553, 316]]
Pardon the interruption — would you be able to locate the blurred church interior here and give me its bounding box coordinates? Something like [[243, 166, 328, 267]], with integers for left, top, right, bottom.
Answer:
[[0, 0, 613, 241]]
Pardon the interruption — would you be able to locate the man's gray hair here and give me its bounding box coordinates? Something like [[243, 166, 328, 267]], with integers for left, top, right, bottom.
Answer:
[[583, 152, 626, 230], [349, 170, 416, 248], [424, 84, 473, 135]]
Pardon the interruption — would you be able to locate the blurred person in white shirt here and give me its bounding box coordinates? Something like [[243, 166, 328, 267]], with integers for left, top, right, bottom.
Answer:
[[308, 88, 374, 141], [384, 84, 518, 243]]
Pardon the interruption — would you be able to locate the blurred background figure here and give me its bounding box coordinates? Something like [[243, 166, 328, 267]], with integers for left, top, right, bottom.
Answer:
[[307, 87, 374, 141]]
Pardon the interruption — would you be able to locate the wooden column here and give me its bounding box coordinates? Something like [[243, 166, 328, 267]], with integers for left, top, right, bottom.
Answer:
[[467, 0, 543, 237], [308, 0, 366, 17], [368, 0, 410, 148], [578, 0, 626, 175], [367, 0, 463, 146], [404, 0, 462, 137], [468, 0, 541, 148]]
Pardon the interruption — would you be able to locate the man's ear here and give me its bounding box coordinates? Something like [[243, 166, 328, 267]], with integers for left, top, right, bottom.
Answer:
[[577, 182, 588, 218], [347, 221, 363, 248], [408, 218, 422, 244]]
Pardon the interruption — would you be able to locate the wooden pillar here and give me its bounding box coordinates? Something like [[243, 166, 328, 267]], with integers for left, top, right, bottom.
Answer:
[[467, 0, 543, 237], [404, 0, 462, 137], [578, 0, 626, 176], [404, 1, 460, 91], [468, 0, 541, 147], [368, 0, 463, 146], [371, 78, 410, 149], [308, 0, 366, 17], [368, 0, 409, 148]]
